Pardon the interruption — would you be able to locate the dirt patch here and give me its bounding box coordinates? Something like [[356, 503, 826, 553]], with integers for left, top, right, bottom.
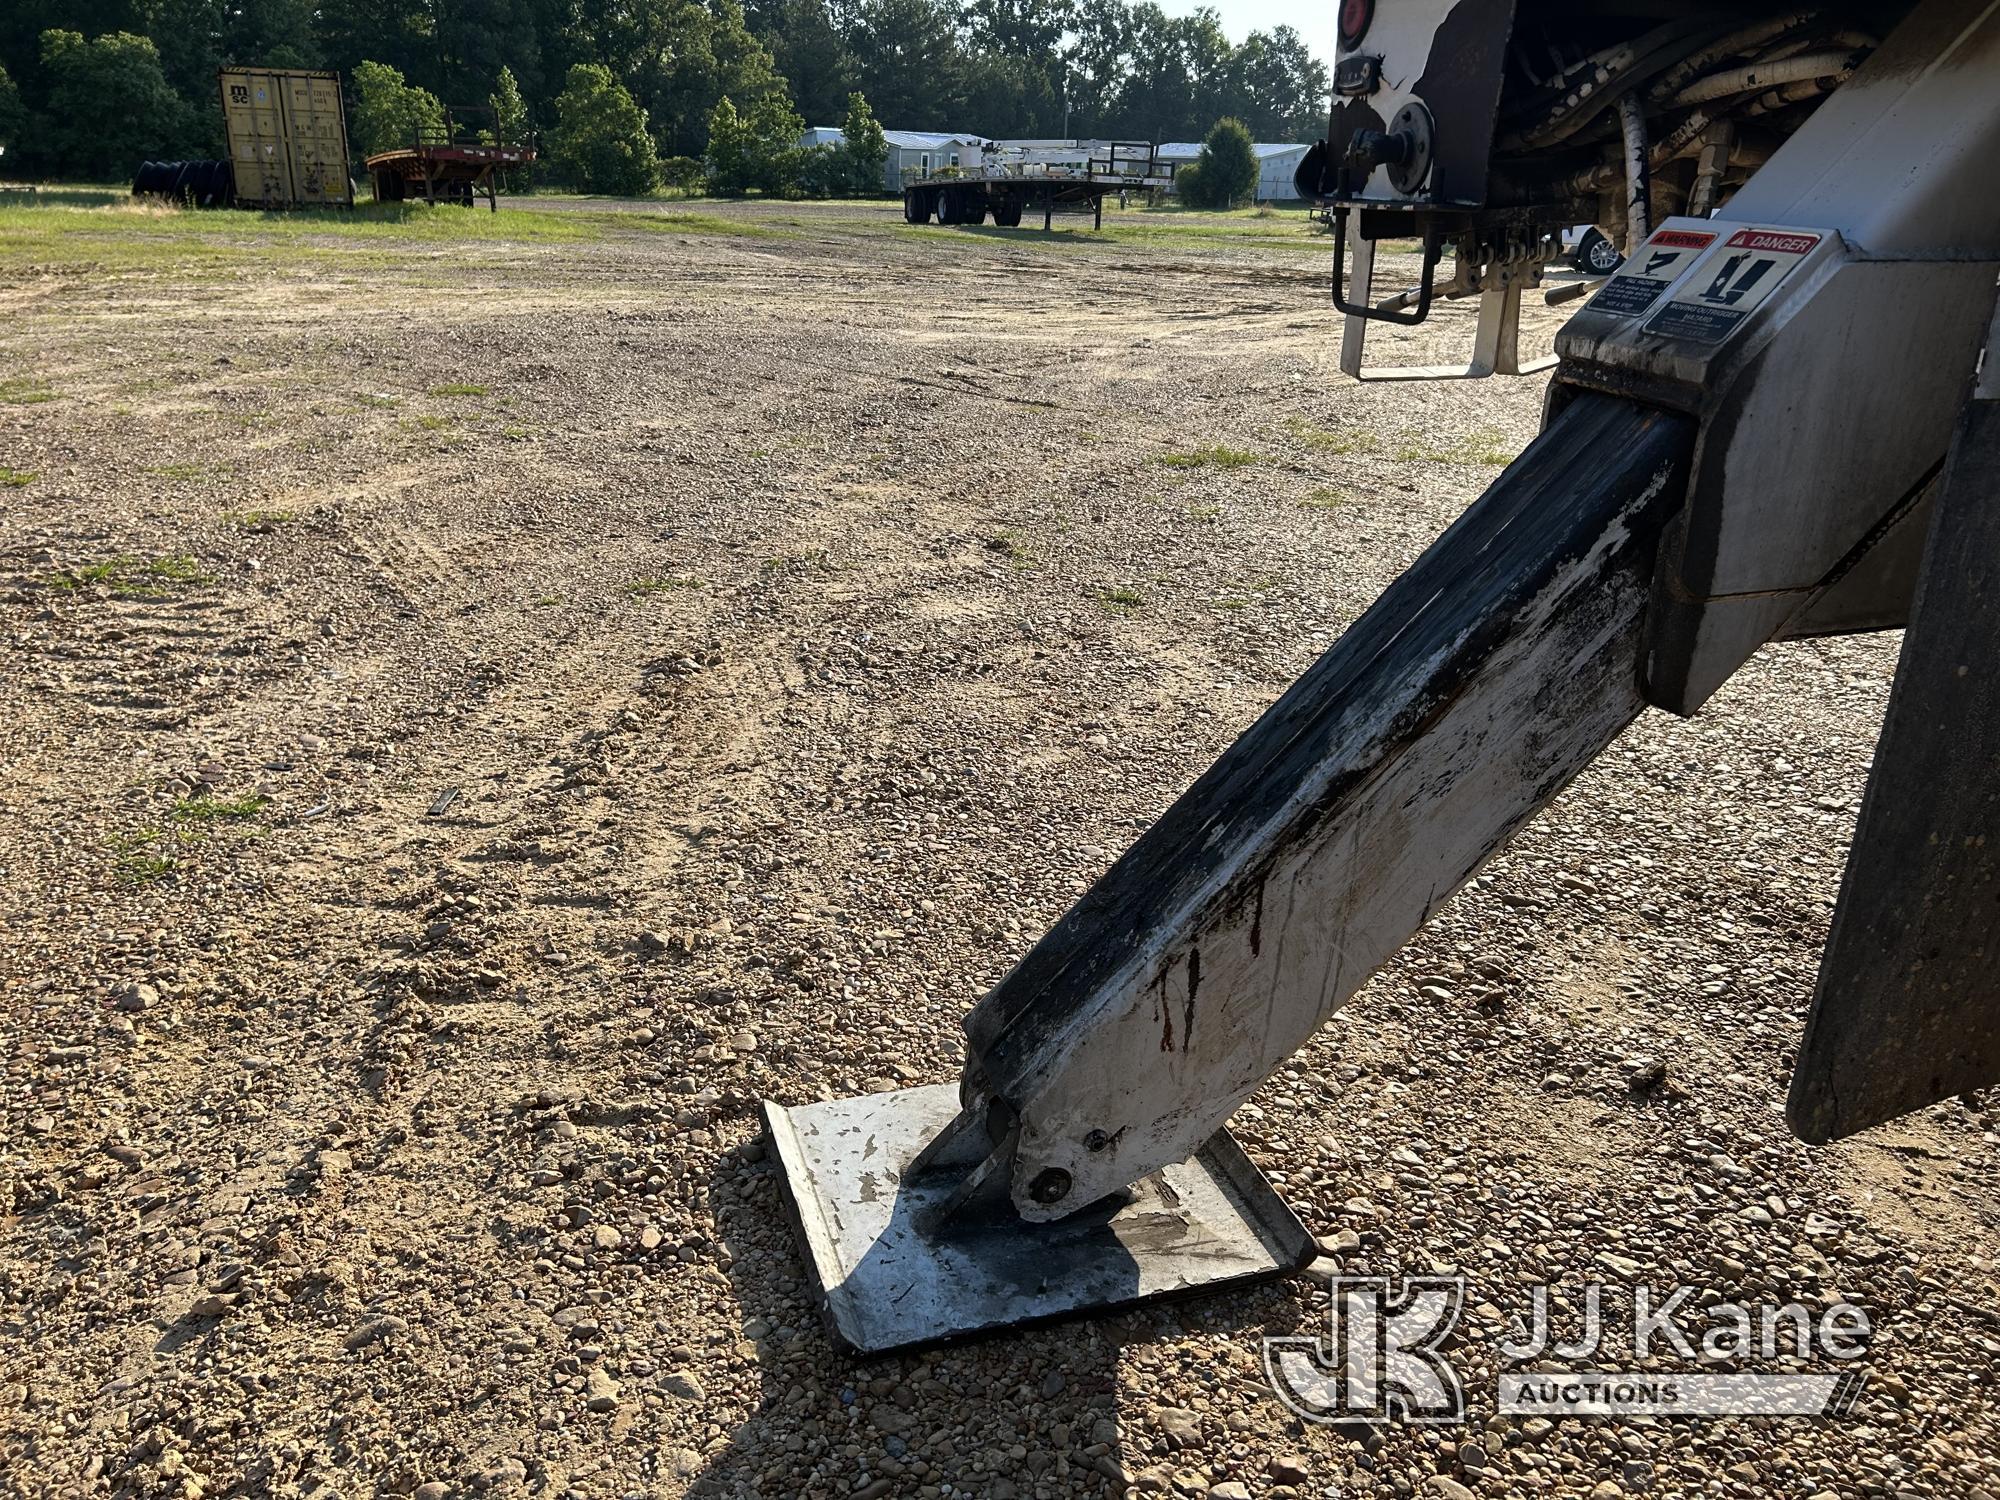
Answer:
[[1, 199, 1994, 1500]]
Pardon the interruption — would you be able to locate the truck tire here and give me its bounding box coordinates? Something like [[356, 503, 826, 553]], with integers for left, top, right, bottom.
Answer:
[[961, 192, 987, 226], [1572, 227, 1623, 275], [904, 189, 927, 224], [993, 196, 1023, 228], [935, 187, 960, 225]]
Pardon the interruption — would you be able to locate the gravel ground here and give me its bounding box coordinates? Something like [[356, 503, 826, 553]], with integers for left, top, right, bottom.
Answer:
[[1, 198, 1995, 1500]]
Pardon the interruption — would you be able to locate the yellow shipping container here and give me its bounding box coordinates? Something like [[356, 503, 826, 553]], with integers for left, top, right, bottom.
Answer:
[[219, 67, 353, 209]]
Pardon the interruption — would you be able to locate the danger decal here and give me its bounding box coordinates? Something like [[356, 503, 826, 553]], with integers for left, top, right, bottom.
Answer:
[[1645, 227, 1823, 343]]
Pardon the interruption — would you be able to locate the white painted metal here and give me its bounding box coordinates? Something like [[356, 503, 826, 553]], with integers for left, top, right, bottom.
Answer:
[[1340, 220, 1558, 382], [1557, 0, 2000, 709], [996, 425, 1685, 1219], [1338, 0, 1461, 202]]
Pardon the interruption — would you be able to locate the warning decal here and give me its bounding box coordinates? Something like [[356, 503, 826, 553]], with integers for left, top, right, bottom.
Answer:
[[1645, 227, 1823, 343], [1588, 228, 1716, 317]]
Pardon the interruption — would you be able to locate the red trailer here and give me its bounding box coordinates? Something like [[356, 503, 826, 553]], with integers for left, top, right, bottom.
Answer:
[[367, 111, 535, 211]]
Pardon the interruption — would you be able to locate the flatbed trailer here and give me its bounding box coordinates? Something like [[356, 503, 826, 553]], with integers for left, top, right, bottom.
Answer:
[[367, 112, 535, 211], [903, 142, 1176, 231]]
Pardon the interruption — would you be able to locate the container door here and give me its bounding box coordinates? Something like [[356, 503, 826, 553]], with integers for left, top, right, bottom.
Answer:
[[282, 73, 352, 207], [220, 70, 295, 207]]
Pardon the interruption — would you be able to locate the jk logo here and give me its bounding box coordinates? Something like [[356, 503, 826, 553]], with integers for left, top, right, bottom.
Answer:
[[1264, 1276, 1467, 1424]]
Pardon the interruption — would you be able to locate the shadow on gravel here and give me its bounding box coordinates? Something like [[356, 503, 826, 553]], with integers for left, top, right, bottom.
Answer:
[[692, 1143, 1134, 1498], [925, 225, 1099, 246], [691, 1141, 1320, 1498]]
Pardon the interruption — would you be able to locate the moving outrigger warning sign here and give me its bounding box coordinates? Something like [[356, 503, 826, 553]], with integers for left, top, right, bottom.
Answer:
[[1646, 228, 1823, 343]]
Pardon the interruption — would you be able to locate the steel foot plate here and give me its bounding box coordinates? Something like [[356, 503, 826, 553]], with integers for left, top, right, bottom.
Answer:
[[763, 1083, 1314, 1355]]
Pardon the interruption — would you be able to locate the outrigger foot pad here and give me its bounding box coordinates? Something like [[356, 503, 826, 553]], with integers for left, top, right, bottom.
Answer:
[[764, 1083, 1313, 1355]]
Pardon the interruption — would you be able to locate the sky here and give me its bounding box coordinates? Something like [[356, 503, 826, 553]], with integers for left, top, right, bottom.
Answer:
[[1156, 0, 1338, 64]]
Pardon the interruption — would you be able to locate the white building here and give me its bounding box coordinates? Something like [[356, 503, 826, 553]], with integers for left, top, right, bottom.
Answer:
[[801, 127, 987, 193], [1154, 141, 1313, 202]]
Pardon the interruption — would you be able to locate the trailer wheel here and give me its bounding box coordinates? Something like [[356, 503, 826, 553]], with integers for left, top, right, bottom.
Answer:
[[903, 189, 926, 224], [933, 187, 956, 226], [960, 193, 987, 226], [993, 196, 1023, 228]]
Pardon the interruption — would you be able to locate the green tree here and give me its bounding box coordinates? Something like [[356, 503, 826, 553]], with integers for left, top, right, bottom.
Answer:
[[226, 0, 320, 69], [0, 62, 22, 161], [658, 153, 704, 192], [751, 0, 854, 127], [745, 88, 804, 192], [550, 61, 659, 194], [849, 0, 962, 128], [581, 0, 789, 160], [837, 88, 884, 195], [1179, 115, 1255, 207], [705, 93, 751, 192], [490, 63, 528, 142], [954, 49, 1056, 137], [1175, 10, 1235, 136], [37, 29, 190, 180], [1065, 0, 1131, 138], [1230, 26, 1328, 141], [967, 0, 1073, 58], [489, 62, 533, 188], [433, 0, 543, 111], [795, 140, 843, 196], [313, 0, 434, 96], [704, 87, 802, 195], [350, 59, 444, 159]]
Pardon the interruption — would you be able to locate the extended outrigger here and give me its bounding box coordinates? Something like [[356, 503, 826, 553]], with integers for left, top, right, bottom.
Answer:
[[783, 0, 2000, 1355]]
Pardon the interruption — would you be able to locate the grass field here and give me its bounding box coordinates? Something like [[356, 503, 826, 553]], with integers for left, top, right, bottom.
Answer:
[[0, 187, 1327, 278]]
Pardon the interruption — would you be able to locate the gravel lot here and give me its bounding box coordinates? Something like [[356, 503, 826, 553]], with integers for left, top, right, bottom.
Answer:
[[1, 196, 1995, 1500]]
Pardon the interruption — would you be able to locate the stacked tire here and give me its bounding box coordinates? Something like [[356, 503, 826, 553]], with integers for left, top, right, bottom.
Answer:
[[132, 160, 235, 208]]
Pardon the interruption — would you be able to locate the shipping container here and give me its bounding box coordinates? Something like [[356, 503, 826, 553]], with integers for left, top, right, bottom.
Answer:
[[219, 67, 353, 209]]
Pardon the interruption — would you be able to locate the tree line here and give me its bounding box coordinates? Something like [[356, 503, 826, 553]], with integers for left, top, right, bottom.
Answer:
[[0, 0, 1327, 192]]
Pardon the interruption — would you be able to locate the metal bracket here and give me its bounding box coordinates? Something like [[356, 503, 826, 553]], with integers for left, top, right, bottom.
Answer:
[[1329, 207, 1440, 327], [1336, 214, 1558, 382], [1788, 288, 2000, 1143], [764, 1083, 1312, 1355]]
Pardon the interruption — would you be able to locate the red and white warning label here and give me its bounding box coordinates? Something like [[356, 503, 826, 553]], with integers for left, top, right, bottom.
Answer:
[[1645, 227, 1824, 342], [1589, 227, 1717, 318]]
